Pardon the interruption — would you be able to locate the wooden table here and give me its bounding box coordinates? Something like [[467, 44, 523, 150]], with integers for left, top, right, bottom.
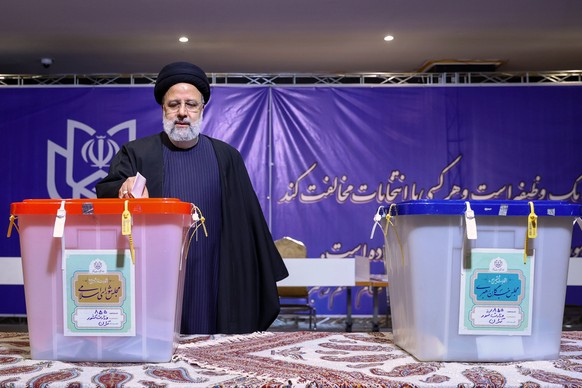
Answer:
[[345, 275, 388, 332], [276, 257, 389, 332]]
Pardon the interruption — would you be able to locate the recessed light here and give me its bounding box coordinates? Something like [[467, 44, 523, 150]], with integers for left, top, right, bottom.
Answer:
[[178, 36, 189, 43], [384, 35, 394, 42]]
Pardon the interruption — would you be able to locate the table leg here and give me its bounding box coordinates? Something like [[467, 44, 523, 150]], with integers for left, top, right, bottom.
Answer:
[[372, 286, 379, 332], [345, 287, 352, 332]]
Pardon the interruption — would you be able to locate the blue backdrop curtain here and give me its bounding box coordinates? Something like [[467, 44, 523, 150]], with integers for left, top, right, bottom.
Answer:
[[1, 84, 581, 315]]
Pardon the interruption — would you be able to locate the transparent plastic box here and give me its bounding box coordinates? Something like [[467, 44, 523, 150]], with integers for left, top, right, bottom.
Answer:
[[381, 200, 581, 362], [10, 198, 193, 362]]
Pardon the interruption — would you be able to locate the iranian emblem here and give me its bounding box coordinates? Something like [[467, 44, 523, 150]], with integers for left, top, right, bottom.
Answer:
[[47, 120, 136, 198]]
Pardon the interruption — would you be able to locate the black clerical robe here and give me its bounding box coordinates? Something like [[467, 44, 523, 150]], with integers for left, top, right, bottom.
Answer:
[[95, 132, 288, 334]]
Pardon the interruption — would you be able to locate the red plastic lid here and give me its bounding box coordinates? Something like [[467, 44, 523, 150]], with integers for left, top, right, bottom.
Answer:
[[10, 198, 192, 215]]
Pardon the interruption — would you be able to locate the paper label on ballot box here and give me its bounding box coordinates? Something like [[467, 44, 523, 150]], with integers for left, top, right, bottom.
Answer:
[[459, 248, 534, 335], [63, 249, 136, 336]]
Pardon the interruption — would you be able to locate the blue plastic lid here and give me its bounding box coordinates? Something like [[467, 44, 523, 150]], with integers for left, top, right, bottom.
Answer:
[[383, 200, 582, 217]]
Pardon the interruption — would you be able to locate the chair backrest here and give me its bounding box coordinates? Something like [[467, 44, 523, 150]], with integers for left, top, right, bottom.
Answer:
[[275, 236, 307, 258], [275, 237, 308, 298]]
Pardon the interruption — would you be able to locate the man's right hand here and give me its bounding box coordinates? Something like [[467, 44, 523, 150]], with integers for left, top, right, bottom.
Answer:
[[118, 176, 150, 198]]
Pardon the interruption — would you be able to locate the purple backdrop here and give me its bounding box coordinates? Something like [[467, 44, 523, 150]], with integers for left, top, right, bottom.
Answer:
[[1, 84, 581, 316]]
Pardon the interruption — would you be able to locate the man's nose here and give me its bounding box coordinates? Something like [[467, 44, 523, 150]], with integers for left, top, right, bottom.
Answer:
[[178, 103, 188, 115]]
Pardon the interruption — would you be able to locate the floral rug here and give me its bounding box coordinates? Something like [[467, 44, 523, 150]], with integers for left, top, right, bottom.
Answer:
[[1, 331, 582, 387], [175, 331, 582, 387]]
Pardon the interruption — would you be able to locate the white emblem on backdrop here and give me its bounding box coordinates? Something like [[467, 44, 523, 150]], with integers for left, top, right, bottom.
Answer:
[[47, 120, 136, 198]]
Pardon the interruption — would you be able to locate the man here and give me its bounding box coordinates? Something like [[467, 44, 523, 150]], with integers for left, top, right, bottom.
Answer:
[[96, 61, 288, 334]]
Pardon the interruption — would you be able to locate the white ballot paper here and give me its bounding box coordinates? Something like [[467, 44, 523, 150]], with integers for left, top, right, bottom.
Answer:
[[131, 172, 147, 198]]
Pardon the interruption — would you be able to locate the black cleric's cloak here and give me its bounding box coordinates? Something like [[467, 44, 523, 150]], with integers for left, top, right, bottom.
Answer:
[[95, 132, 288, 334]]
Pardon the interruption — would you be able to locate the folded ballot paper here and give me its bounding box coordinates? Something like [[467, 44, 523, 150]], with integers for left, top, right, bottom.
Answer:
[[130, 172, 147, 198]]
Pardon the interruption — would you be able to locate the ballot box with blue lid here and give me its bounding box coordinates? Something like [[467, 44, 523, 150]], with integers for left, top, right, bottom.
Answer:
[[380, 200, 582, 362]]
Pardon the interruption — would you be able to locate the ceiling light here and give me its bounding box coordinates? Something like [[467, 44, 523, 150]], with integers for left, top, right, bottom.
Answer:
[[178, 36, 189, 43], [384, 35, 394, 42]]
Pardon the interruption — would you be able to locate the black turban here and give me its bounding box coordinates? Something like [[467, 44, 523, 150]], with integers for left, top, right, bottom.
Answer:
[[154, 62, 211, 105]]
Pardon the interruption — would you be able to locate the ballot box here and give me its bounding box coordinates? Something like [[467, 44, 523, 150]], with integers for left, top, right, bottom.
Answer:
[[9, 198, 195, 362], [381, 200, 581, 361]]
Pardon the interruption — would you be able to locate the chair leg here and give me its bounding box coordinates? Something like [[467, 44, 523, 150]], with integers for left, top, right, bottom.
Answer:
[[312, 307, 317, 331]]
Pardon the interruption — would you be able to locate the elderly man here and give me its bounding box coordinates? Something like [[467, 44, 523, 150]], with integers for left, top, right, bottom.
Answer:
[[96, 61, 288, 334]]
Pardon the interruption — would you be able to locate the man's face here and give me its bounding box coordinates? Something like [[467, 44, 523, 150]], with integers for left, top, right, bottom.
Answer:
[[162, 82, 205, 143]]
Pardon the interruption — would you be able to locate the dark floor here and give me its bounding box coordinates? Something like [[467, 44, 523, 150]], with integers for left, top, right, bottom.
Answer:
[[0, 316, 27, 332], [269, 315, 392, 332], [272, 304, 582, 332], [563, 304, 582, 331], [1, 305, 581, 333]]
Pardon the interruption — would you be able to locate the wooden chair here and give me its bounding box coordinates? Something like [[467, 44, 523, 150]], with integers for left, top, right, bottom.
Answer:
[[275, 237, 317, 330]]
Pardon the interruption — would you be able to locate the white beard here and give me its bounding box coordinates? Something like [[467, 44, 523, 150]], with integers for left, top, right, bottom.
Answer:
[[163, 113, 203, 143]]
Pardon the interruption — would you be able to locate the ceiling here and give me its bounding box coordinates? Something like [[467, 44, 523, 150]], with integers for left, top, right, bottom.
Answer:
[[2, 0, 582, 76]]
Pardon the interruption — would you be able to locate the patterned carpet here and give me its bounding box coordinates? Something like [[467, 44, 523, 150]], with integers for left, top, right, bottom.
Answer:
[[174, 331, 582, 387], [2, 330, 581, 387]]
